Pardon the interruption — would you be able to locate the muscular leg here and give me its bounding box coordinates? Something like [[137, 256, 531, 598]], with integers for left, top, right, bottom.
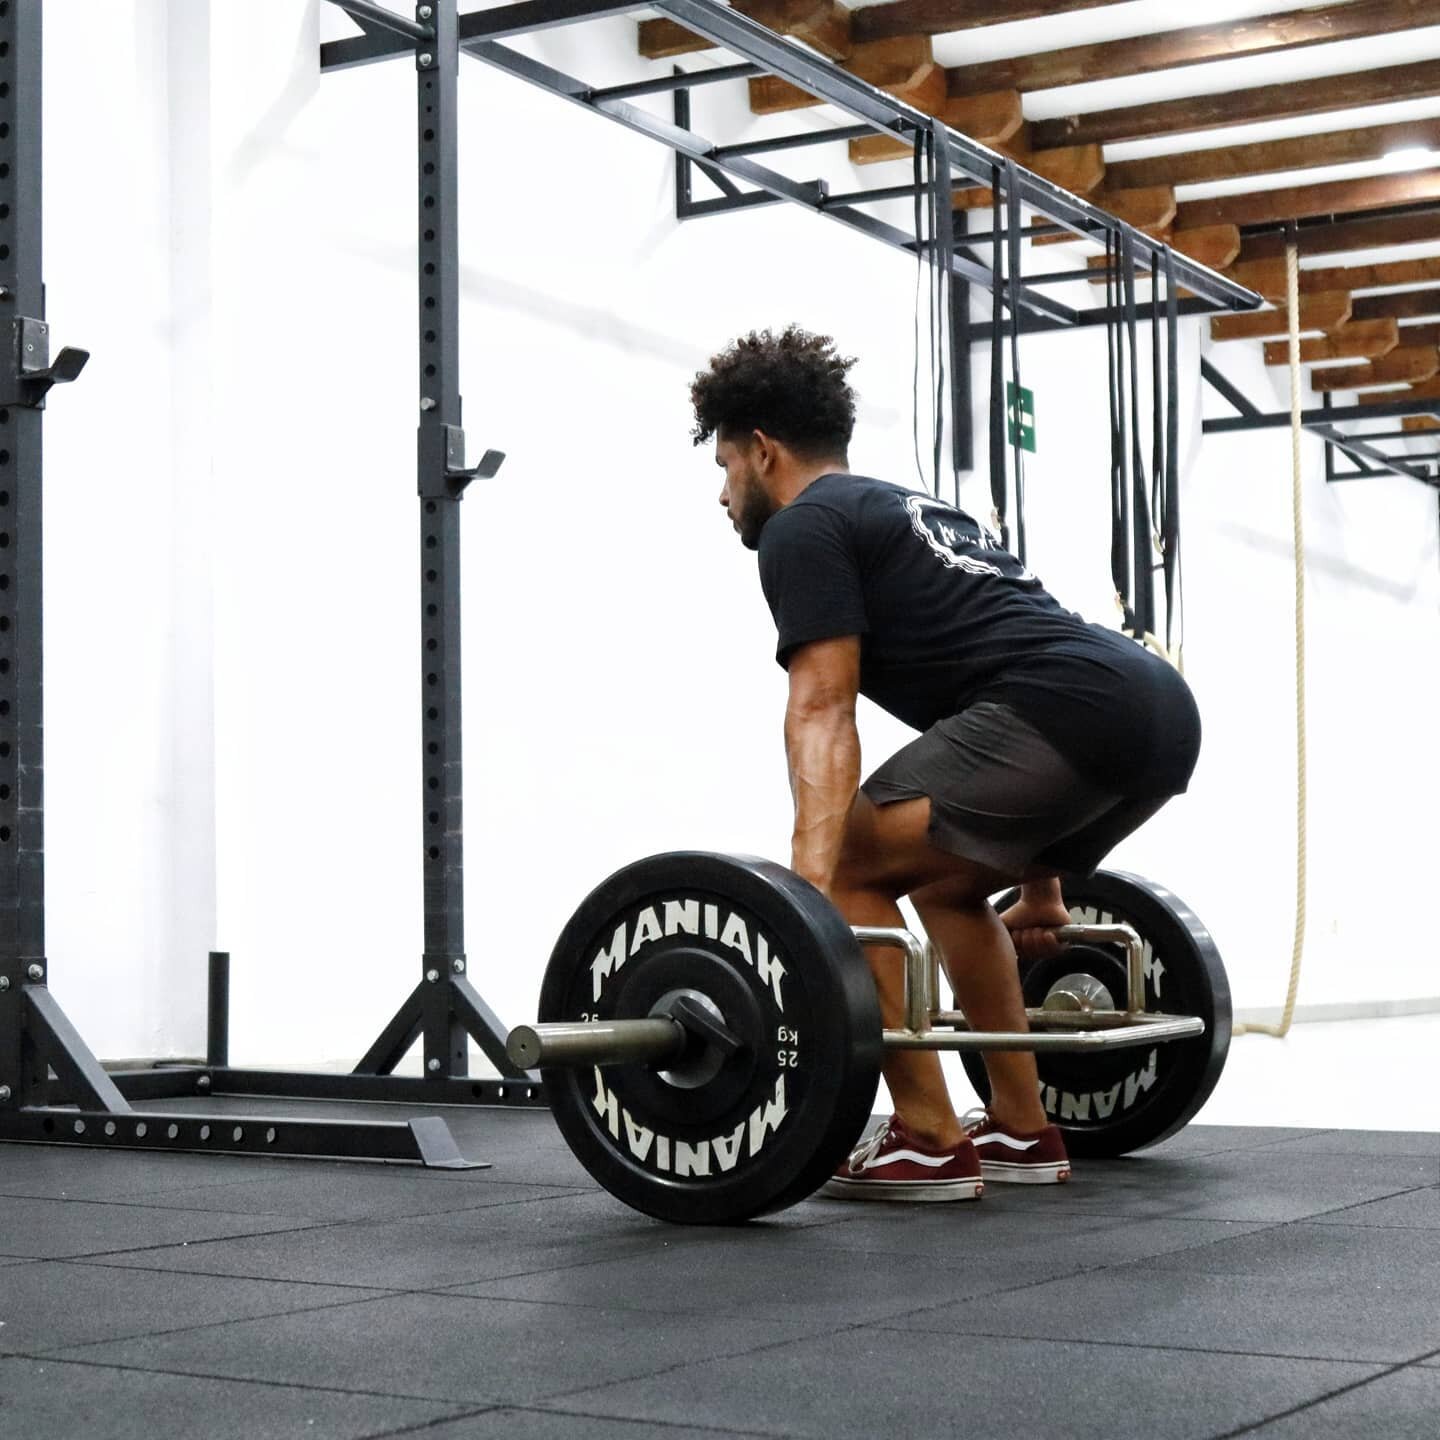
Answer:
[[911, 877, 1049, 1135], [828, 793, 1037, 1149]]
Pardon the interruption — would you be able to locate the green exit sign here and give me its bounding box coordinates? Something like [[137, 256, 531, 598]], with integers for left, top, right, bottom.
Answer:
[[1007, 381, 1036, 454]]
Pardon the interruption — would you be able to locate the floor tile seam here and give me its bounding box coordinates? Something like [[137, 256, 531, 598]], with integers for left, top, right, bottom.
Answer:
[[63, 1255, 411, 1294], [1295, 1181, 1439, 1223], [868, 1320, 1401, 1369], [28, 1288, 414, 1360], [526, 1399, 797, 1439], [0, 1348, 494, 1409], [418, 1241, 723, 1294], [1204, 1355, 1420, 1439], [359, 1405, 509, 1440], [529, 1310, 925, 1408], [32, 1216, 359, 1262]]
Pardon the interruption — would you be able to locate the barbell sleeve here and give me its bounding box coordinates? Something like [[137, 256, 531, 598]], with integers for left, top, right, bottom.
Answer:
[[506, 1018, 687, 1071]]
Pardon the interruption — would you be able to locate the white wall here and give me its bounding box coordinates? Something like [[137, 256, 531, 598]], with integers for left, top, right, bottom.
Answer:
[[37, 2, 1440, 1074]]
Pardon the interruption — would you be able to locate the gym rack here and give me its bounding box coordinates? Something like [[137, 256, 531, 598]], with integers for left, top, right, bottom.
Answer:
[[0, 0, 1259, 1170]]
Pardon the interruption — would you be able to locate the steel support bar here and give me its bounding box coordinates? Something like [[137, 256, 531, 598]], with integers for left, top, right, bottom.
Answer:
[[972, 295, 1247, 341], [1199, 358, 1260, 418], [331, 0, 433, 42], [0, 1108, 483, 1167], [1203, 398, 1440, 431], [591, 62, 759, 102], [109, 1068, 548, 1108], [653, 0, 1257, 313], [712, 123, 873, 160], [475, 43, 1075, 323], [1312, 425, 1434, 484]]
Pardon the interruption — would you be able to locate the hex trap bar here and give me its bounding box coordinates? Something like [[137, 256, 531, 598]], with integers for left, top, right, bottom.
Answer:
[[2, 0, 1257, 1169]]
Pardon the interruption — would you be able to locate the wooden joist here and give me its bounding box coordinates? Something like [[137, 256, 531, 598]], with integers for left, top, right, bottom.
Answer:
[[1310, 346, 1440, 391], [1032, 57, 1440, 151], [950, 142, 1106, 208], [1403, 416, 1440, 431], [639, 0, 852, 61], [749, 36, 940, 114], [848, 90, 1023, 163], [1211, 292, 1352, 340], [946, 1, 1439, 99], [1105, 117, 1440, 192], [1240, 212, 1440, 262], [1262, 320, 1400, 366], [852, 0, 1131, 44], [1231, 256, 1419, 305], [1085, 225, 1241, 283], [1030, 186, 1176, 245], [1177, 167, 1440, 231], [1393, 323, 1440, 347], [1360, 378, 1440, 404], [1352, 287, 1440, 322]]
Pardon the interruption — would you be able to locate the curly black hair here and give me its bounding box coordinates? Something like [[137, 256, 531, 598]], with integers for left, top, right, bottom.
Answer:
[[690, 326, 857, 458]]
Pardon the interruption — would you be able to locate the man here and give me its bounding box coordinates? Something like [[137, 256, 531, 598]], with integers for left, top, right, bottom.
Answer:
[[690, 326, 1201, 1202]]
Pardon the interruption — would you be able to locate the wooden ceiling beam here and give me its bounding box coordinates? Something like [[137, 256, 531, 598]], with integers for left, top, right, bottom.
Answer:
[[947, 1, 1439, 99], [1395, 322, 1440, 347], [1231, 255, 1440, 303], [848, 90, 1024, 163], [950, 140, 1107, 208], [1032, 57, 1440, 150], [1240, 211, 1440, 261], [1263, 319, 1400, 365], [1177, 167, 1440, 231], [1403, 415, 1440, 431], [1211, 291, 1352, 340], [639, 0, 852, 61], [1360, 377, 1440, 403], [1030, 186, 1176, 245], [852, 0, 1131, 44], [1084, 225, 1241, 284], [1105, 117, 1440, 193], [1351, 286, 1440, 321], [1310, 345, 1440, 391], [749, 36, 940, 113]]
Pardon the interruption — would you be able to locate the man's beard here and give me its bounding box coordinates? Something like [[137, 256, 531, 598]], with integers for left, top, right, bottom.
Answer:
[[736, 483, 776, 551]]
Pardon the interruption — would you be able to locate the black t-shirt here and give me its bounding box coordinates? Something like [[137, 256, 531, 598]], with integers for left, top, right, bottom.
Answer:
[[756, 473, 1199, 794]]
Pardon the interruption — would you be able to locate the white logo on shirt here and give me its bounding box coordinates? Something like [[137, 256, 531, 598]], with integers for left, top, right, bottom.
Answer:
[[903, 495, 1036, 584]]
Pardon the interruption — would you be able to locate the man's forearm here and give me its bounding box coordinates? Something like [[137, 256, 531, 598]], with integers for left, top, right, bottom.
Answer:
[[785, 706, 861, 894]]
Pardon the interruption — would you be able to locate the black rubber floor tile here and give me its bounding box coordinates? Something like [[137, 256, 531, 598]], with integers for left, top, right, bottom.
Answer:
[[555, 1329, 1381, 1440], [1146, 1125, 1319, 1158], [422, 1408, 769, 1439], [120, 1170, 586, 1223], [1243, 1366, 1440, 1437], [73, 1190, 711, 1290], [451, 1234, 1014, 1322], [1257, 1129, 1440, 1159], [61, 1291, 839, 1406], [0, 1144, 325, 1201], [883, 1248, 1440, 1363], [0, 1194, 321, 1260], [1308, 1186, 1439, 1229], [1141, 1216, 1440, 1284], [993, 1150, 1439, 1223], [784, 1203, 1270, 1272], [0, 1258, 390, 1352], [0, 1356, 465, 1439]]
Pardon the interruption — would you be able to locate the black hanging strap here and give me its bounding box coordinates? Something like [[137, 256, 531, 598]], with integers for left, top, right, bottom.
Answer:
[[1004, 159, 1027, 565], [988, 165, 1008, 549], [1161, 244, 1181, 655], [1106, 231, 1136, 636], [1120, 230, 1156, 640], [931, 118, 957, 502]]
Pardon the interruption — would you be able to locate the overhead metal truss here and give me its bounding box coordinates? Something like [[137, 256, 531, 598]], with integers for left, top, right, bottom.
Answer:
[[1201, 359, 1440, 489], [320, 0, 1260, 327]]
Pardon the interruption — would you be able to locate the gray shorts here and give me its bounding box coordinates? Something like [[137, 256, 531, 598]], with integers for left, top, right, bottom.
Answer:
[[861, 701, 1172, 879]]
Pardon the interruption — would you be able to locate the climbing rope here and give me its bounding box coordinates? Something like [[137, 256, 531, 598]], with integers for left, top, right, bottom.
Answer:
[[1234, 240, 1308, 1039]]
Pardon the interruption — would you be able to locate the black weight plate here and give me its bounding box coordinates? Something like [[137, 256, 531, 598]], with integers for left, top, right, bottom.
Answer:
[[538, 852, 883, 1224], [961, 871, 1231, 1157]]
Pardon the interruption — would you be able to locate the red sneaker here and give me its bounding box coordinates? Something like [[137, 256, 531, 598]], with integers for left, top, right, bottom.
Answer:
[[821, 1115, 984, 1202], [962, 1109, 1071, 1185]]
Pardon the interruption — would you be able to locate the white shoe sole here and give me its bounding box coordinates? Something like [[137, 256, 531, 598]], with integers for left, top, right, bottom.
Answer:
[[821, 1176, 984, 1202], [978, 1161, 1071, 1185]]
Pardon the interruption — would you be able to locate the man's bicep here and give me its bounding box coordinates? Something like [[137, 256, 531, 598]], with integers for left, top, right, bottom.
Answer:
[[786, 635, 861, 715]]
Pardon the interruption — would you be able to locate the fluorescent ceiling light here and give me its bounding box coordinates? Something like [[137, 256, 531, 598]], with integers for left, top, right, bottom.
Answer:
[[1380, 146, 1439, 170]]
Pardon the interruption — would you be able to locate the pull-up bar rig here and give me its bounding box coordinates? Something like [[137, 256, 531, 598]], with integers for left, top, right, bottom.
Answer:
[[0, 0, 1259, 1170]]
